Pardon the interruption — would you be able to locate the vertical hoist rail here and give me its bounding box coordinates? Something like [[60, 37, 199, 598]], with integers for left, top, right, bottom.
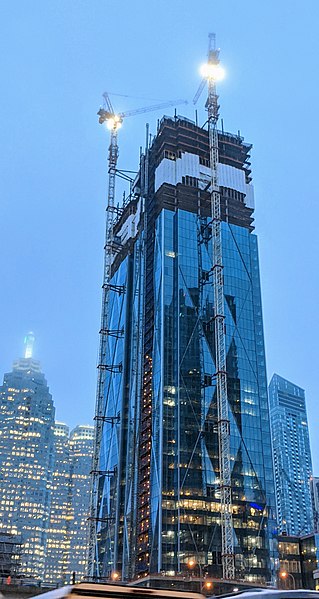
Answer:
[[207, 35, 235, 580], [87, 127, 119, 579]]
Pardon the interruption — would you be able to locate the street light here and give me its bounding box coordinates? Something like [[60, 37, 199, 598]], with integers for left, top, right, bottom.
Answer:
[[111, 571, 120, 582], [202, 580, 213, 593], [187, 559, 204, 578], [187, 560, 212, 593], [280, 570, 296, 589], [187, 559, 205, 573]]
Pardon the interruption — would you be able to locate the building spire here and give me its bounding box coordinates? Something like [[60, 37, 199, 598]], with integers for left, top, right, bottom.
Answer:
[[24, 332, 35, 359]]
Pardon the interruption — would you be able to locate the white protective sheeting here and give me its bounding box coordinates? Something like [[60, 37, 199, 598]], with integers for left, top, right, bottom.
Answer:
[[154, 152, 254, 209], [154, 153, 200, 191], [176, 152, 200, 181], [218, 163, 246, 193], [244, 184, 255, 209], [155, 158, 176, 189], [117, 198, 142, 245]]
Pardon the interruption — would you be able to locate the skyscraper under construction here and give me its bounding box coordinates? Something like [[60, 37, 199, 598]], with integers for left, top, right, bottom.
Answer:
[[89, 44, 276, 587]]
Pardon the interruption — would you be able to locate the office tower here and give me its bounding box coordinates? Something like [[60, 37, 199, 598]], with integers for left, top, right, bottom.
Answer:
[[67, 425, 94, 581], [0, 333, 55, 581], [44, 423, 94, 585], [311, 477, 319, 533], [45, 422, 71, 585], [89, 104, 277, 587], [269, 374, 313, 536]]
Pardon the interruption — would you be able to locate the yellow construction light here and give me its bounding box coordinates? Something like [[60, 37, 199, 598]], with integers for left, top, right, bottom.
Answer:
[[111, 571, 119, 580], [200, 62, 225, 81]]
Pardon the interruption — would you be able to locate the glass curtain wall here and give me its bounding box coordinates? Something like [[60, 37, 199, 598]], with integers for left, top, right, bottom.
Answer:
[[148, 208, 276, 583], [94, 118, 277, 586]]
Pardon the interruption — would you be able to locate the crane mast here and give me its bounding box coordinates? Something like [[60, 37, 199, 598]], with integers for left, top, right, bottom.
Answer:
[[206, 34, 235, 580], [88, 94, 187, 579], [87, 123, 119, 579]]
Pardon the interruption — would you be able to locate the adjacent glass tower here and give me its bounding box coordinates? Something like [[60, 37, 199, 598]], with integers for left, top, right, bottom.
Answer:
[[45, 422, 71, 585], [269, 374, 313, 536], [0, 336, 55, 581], [45, 423, 94, 585], [68, 425, 94, 580], [93, 116, 276, 584]]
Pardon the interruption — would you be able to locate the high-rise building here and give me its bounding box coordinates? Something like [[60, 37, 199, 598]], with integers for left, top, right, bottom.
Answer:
[[0, 333, 55, 581], [45, 422, 70, 585], [269, 374, 313, 536], [67, 424, 94, 581], [44, 423, 94, 585], [311, 477, 319, 533], [90, 105, 277, 586]]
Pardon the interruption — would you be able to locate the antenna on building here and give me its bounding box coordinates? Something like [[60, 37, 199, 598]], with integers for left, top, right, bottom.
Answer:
[[24, 332, 35, 359]]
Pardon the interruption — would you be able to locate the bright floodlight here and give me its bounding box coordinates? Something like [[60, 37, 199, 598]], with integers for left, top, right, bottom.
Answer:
[[200, 62, 225, 81], [106, 116, 122, 131]]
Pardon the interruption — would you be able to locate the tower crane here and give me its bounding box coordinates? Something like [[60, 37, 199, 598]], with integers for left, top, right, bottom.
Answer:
[[87, 93, 188, 580], [194, 34, 235, 580]]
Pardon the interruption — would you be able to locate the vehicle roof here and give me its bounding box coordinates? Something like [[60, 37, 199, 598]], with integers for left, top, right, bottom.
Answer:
[[33, 583, 204, 599]]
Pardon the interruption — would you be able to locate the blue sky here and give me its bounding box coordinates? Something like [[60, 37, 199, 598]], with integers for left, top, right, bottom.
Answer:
[[1, 1, 319, 468]]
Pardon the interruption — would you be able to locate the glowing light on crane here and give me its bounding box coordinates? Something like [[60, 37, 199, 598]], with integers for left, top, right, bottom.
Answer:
[[106, 115, 123, 130], [200, 62, 225, 81]]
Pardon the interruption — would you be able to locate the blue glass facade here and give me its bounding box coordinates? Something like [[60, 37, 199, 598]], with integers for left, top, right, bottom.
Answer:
[[269, 374, 313, 536], [45, 423, 94, 585], [0, 357, 55, 581], [95, 117, 276, 584]]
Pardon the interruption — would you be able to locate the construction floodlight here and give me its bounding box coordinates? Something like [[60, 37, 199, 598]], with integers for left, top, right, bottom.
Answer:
[[200, 62, 225, 81], [106, 116, 122, 130]]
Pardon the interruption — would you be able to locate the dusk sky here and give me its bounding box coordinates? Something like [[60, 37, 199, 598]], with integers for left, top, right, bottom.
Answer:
[[1, 1, 319, 468]]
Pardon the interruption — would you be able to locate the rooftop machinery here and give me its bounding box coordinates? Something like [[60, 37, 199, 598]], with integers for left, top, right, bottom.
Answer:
[[194, 33, 235, 580], [87, 93, 188, 580]]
